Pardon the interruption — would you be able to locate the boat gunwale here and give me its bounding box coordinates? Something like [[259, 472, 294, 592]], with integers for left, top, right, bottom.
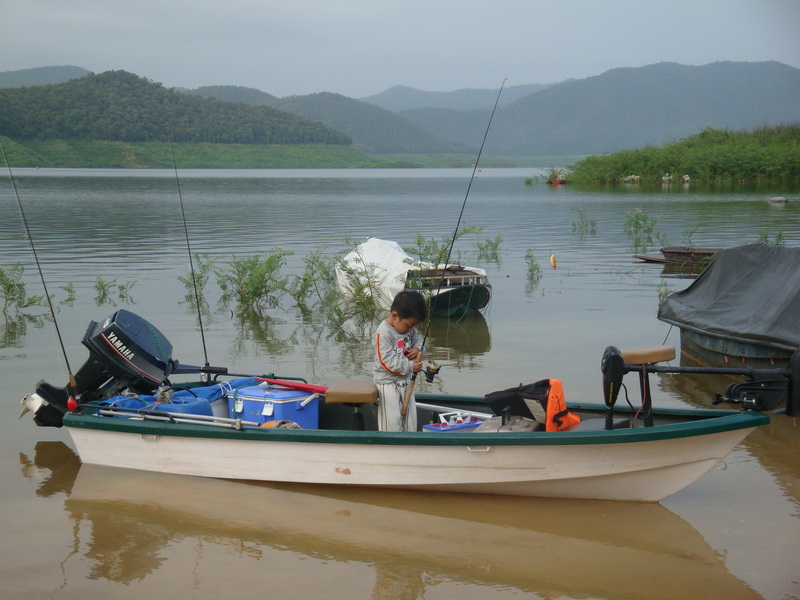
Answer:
[[63, 400, 769, 446]]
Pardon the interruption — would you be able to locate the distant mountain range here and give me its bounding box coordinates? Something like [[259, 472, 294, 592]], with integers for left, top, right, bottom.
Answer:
[[2, 62, 799, 156], [359, 83, 555, 112], [0, 65, 90, 88]]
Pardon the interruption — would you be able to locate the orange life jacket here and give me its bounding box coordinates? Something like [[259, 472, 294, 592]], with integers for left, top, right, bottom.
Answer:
[[484, 378, 581, 431], [541, 379, 581, 431]]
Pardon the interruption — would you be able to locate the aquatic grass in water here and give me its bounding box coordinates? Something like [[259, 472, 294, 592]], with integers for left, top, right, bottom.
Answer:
[[94, 277, 135, 305], [0, 263, 43, 315], [216, 250, 291, 312], [624, 209, 667, 252], [178, 252, 216, 303], [475, 235, 502, 261], [571, 208, 596, 236]]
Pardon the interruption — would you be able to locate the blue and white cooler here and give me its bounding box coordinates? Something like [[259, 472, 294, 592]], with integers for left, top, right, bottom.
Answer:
[[229, 384, 319, 428]]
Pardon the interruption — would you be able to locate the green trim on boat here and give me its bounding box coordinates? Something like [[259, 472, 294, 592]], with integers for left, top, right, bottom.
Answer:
[[63, 401, 769, 447]]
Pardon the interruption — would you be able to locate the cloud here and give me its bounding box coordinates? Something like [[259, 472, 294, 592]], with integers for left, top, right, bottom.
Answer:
[[2, 0, 798, 98]]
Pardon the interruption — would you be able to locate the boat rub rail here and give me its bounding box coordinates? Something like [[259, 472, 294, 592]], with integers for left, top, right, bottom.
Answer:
[[64, 404, 768, 446]]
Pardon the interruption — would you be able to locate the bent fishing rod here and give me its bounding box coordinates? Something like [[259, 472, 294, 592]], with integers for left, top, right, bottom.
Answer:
[[1, 138, 79, 398], [400, 78, 507, 425]]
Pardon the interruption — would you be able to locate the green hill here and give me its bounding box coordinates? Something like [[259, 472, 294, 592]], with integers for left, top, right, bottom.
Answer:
[[188, 86, 470, 154], [0, 70, 351, 146]]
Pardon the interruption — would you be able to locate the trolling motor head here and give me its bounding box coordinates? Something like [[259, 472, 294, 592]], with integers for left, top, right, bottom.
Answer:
[[601, 345, 625, 409]]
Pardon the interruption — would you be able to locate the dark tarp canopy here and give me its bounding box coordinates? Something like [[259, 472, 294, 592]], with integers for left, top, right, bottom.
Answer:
[[658, 244, 800, 352]]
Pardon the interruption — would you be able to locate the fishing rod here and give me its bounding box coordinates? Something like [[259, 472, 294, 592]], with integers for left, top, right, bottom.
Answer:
[[400, 78, 507, 426], [1, 138, 79, 398], [167, 129, 218, 375]]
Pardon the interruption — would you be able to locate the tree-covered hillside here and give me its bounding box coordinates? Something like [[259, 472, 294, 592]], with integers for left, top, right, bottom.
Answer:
[[274, 92, 472, 154], [0, 71, 351, 146], [188, 85, 470, 154], [187, 84, 280, 107]]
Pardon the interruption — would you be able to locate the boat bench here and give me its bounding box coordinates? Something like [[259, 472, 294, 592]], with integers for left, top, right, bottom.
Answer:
[[324, 381, 378, 431], [620, 345, 676, 365], [620, 344, 676, 427]]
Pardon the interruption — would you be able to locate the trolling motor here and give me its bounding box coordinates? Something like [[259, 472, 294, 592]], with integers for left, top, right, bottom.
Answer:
[[601, 346, 625, 430], [25, 309, 219, 427], [713, 348, 800, 413], [713, 378, 787, 411]]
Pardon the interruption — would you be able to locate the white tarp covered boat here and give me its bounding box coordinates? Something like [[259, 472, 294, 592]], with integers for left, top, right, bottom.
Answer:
[[335, 237, 491, 317]]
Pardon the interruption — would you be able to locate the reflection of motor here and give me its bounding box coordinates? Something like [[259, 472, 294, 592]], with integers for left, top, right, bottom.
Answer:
[[424, 361, 441, 383]]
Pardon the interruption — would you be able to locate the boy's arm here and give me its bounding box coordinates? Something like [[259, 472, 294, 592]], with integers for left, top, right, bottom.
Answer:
[[375, 331, 411, 376]]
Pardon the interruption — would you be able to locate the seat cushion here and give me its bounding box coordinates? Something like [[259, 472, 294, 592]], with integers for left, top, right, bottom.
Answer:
[[324, 380, 379, 404]]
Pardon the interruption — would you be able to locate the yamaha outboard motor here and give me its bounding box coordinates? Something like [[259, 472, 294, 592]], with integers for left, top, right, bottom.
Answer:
[[30, 310, 188, 427]]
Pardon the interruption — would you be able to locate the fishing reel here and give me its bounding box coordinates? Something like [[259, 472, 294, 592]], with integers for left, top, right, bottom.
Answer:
[[423, 360, 442, 383]]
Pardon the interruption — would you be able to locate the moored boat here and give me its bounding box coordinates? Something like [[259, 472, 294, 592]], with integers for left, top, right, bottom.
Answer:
[[634, 246, 719, 276], [20, 309, 799, 502], [659, 244, 800, 368], [335, 237, 491, 317]]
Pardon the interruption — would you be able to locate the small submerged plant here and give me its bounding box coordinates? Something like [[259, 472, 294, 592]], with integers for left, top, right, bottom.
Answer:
[[571, 208, 596, 235], [178, 252, 216, 304], [0, 263, 43, 316], [95, 277, 136, 305], [525, 249, 542, 283], [476, 235, 502, 261], [757, 230, 786, 245], [624, 209, 667, 252], [216, 249, 291, 312], [657, 280, 674, 305]]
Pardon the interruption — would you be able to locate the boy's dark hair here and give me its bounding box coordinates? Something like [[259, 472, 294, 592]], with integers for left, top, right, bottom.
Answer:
[[391, 290, 427, 322]]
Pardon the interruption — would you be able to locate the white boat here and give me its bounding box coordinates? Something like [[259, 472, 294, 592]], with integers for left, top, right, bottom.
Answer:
[[20, 310, 798, 502], [335, 237, 491, 317]]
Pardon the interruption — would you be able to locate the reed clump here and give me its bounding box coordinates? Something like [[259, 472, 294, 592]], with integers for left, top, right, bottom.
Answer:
[[568, 125, 800, 184]]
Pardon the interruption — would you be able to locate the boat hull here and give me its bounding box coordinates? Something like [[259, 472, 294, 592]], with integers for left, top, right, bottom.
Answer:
[[426, 283, 492, 316], [63, 404, 766, 502], [680, 328, 793, 369]]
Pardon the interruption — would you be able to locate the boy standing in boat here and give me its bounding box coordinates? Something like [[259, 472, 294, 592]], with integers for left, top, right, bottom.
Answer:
[[373, 291, 426, 432]]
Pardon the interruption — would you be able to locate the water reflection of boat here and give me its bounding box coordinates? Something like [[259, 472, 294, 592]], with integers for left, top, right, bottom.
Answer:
[[427, 310, 490, 356], [22, 443, 758, 599], [659, 244, 800, 368]]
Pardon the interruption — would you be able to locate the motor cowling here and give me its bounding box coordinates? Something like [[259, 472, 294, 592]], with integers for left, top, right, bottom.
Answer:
[[30, 310, 180, 427]]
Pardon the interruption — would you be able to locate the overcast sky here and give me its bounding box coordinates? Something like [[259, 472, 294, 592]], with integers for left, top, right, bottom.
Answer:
[[2, 0, 798, 98]]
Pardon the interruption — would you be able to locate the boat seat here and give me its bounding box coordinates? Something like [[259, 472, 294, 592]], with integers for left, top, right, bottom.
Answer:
[[324, 381, 379, 404], [620, 345, 675, 365], [324, 381, 378, 431]]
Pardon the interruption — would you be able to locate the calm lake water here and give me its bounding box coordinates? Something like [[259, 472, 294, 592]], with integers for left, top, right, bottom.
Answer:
[[1, 168, 799, 599]]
